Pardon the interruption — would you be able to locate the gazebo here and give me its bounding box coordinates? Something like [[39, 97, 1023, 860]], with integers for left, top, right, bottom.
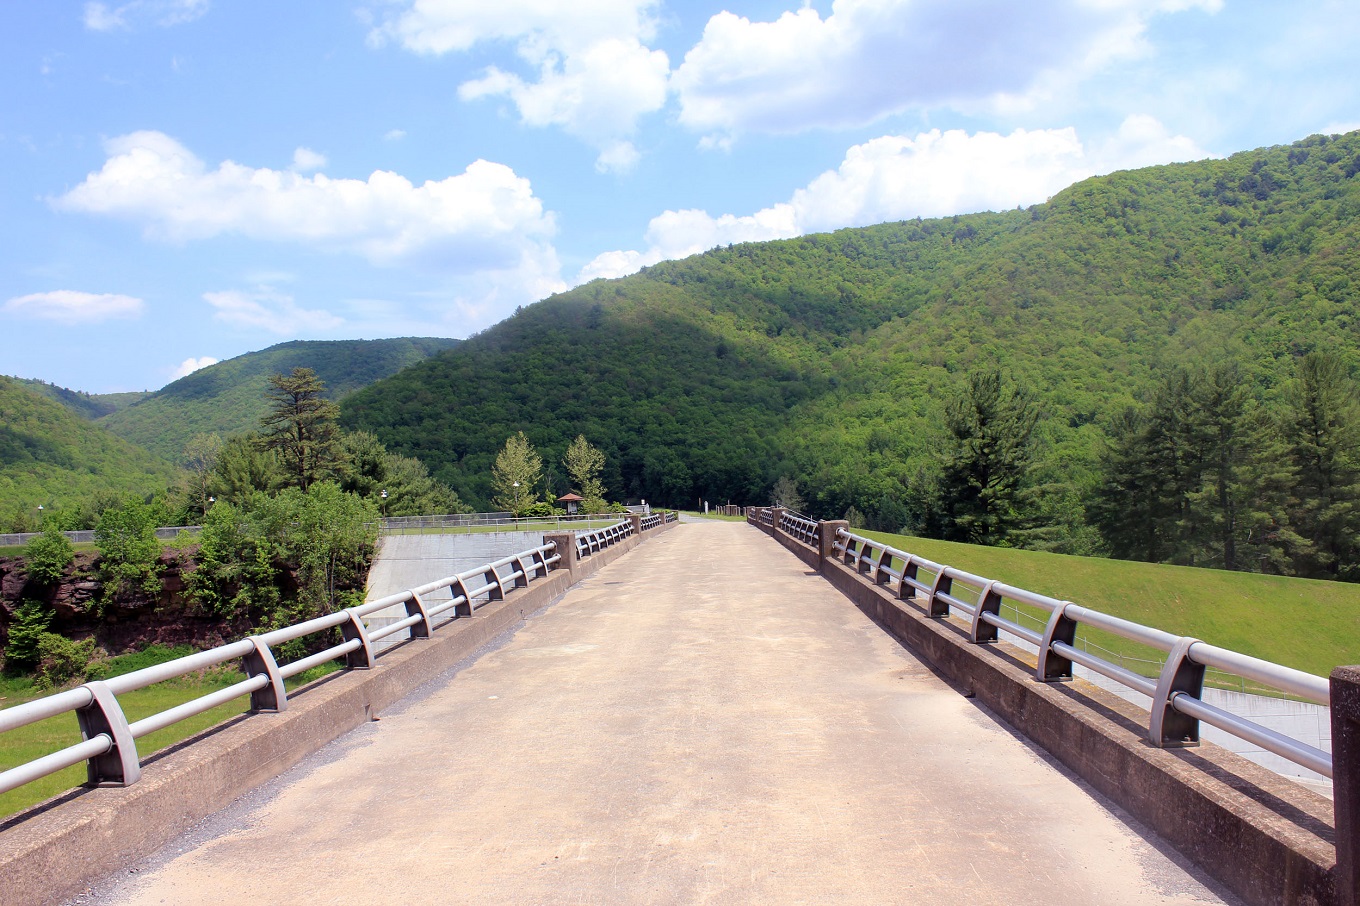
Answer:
[[557, 493, 584, 516]]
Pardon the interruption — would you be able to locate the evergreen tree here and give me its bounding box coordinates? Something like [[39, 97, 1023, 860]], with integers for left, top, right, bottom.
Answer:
[[1185, 362, 1301, 572], [1282, 351, 1360, 578], [935, 369, 1040, 545], [259, 368, 340, 491]]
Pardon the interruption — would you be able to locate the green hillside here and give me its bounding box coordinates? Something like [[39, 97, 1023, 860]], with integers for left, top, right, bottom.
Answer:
[[15, 378, 149, 420], [99, 337, 460, 461], [343, 131, 1360, 530], [0, 377, 177, 528]]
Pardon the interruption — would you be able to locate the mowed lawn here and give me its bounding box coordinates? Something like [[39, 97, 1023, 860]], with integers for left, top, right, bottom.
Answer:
[[859, 530, 1360, 681], [0, 674, 252, 820]]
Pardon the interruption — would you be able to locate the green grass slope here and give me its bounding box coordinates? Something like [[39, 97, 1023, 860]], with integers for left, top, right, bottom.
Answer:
[[344, 130, 1360, 516], [99, 337, 460, 461], [0, 376, 177, 521], [861, 529, 1360, 680]]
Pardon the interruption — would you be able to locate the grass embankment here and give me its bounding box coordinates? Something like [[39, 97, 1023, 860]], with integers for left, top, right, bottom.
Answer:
[[859, 530, 1360, 683], [0, 647, 339, 820]]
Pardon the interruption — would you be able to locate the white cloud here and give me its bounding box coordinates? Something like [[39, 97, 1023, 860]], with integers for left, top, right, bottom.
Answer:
[[672, 0, 1223, 140], [3, 290, 144, 324], [579, 117, 1213, 281], [83, 0, 209, 31], [291, 147, 327, 172], [54, 132, 562, 293], [171, 356, 218, 379], [204, 288, 345, 335], [384, 129, 407, 142], [375, 0, 668, 169]]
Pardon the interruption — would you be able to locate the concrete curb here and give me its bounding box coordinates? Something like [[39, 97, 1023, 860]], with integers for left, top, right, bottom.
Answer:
[[0, 520, 678, 906], [757, 524, 1337, 906]]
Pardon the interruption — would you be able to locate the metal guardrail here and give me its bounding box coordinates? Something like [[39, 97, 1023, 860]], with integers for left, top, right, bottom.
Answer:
[[380, 512, 635, 536], [1, 526, 201, 548], [777, 511, 818, 544], [823, 527, 1332, 778], [575, 520, 634, 558], [0, 541, 564, 797]]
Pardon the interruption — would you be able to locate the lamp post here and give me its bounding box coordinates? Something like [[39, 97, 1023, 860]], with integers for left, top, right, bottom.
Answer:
[[379, 489, 388, 518]]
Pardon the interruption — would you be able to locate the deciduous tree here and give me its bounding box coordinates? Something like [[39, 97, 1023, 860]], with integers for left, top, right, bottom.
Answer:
[[492, 432, 543, 516], [563, 435, 607, 513]]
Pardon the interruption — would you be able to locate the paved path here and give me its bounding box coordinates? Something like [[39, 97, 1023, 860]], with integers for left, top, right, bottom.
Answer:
[[102, 522, 1235, 905]]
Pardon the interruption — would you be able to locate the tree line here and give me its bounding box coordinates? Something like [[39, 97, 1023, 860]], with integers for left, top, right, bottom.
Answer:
[[801, 350, 1360, 582]]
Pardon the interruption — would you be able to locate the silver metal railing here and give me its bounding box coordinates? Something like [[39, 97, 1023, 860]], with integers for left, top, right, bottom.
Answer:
[[777, 511, 818, 544], [0, 541, 564, 797], [817, 526, 1332, 779], [379, 512, 634, 536], [574, 520, 634, 559]]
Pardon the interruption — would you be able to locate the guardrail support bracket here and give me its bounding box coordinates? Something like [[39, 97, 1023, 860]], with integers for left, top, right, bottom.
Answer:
[[1150, 637, 1205, 747], [968, 581, 1002, 644], [404, 591, 433, 639], [1036, 604, 1077, 682], [243, 637, 288, 712], [926, 568, 952, 618], [76, 681, 141, 787], [342, 612, 376, 669]]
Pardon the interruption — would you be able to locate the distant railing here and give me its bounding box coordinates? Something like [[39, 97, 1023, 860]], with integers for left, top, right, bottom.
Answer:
[[826, 527, 1332, 779], [575, 520, 634, 559], [0, 540, 563, 797], [777, 511, 818, 544], [380, 512, 635, 536], [1, 526, 200, 548]]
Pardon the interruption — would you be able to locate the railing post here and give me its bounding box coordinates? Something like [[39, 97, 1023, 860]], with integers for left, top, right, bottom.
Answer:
[[1036, 603, 1077, 682], [629, 513, 643, 535], [242, 637, 288, 711], [1332, 666, 1360, 905], [544, 532, 577, 581], [76, 681, 141, 786], [818, 520, 848, 572], [769, 507, 785, 538], [1149, 637, 1205, 746]]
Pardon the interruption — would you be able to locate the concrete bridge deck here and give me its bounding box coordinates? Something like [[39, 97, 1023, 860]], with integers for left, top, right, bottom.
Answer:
[[93, 522, 1235, 905]]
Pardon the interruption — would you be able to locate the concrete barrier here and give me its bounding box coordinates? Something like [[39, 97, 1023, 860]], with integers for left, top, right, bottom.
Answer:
[[753, 517, 1337, 906], [0, 518, 677, 906]]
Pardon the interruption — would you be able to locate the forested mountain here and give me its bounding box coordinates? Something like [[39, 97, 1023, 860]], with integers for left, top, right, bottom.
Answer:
[[342, 130, 1360, 573], [0, 377, 177, 529], [98, 337, 461, 461], [15, 378, 149, 420]]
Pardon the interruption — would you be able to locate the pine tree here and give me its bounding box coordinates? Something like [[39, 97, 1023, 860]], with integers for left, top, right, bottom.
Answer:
[[935, 369, 1040, 545], [1282, 351, 1360, 578], [259, 368, 340, 491]]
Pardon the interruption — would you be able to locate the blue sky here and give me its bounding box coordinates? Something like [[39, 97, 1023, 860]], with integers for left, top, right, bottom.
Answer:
[[2, 0, 1357, 393]]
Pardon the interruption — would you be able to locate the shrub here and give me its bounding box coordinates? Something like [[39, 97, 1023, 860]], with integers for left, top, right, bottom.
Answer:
[[34, 633, 97, 690], [95, 498, 163, 601], [25, 525, 74, 585], [4, 600, 53, 672]]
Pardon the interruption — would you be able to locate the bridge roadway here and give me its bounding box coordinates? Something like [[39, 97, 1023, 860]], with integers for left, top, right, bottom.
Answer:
[[96, 521, 1235, 905]]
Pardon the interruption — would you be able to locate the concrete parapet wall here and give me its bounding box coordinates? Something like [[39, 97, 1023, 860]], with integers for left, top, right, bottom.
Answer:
[[0, 519, 678, 906], [808, 540, 1336, 906]]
